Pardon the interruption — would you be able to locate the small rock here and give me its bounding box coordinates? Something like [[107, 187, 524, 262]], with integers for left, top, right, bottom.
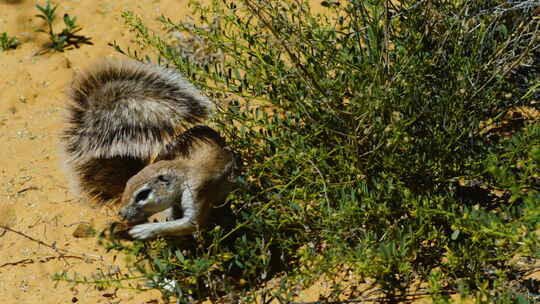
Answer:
[[72, 223, 96, 238]]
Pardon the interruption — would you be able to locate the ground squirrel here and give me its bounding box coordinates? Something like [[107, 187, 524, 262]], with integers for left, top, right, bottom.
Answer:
[[61, 59, 235, 240]]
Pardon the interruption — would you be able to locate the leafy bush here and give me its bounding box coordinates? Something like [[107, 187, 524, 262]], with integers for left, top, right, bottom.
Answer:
[[70, 0, 540, 302]]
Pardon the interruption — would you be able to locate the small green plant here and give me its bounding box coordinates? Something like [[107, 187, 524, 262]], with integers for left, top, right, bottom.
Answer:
[[0, 32, 19, 51], [35, 0, 92, 54]]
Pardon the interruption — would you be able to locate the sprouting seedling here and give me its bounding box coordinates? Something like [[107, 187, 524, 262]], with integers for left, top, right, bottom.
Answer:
[[0, 32, 20, 51], [35, 0, 93, 54], [35, 0, 57, 35]]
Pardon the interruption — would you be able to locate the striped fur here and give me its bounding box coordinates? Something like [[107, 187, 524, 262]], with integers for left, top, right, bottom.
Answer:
[[156, 125, 227, 161], [61, 59, 217, 200]]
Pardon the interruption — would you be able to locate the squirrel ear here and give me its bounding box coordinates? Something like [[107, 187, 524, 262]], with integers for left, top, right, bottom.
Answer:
[[157, 174, 171, 183]]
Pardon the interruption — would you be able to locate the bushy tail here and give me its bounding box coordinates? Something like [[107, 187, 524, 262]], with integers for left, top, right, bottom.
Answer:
[[61, 59, 214, 200]]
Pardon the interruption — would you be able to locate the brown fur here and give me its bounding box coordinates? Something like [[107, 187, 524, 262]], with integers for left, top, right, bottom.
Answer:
[[118, 132, 235, 239], [61, 59, 216, 201]]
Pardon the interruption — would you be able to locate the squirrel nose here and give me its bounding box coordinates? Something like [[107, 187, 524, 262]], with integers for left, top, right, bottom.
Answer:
[[118, 208, 127, 219]]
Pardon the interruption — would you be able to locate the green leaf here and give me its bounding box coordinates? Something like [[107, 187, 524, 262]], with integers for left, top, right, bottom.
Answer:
[[451, 229, 460, 240]]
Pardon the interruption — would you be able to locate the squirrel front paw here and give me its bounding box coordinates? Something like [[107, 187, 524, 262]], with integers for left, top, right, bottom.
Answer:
[[129, 223, 161, 240]]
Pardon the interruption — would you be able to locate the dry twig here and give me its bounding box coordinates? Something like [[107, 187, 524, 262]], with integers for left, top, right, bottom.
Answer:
[[0, 225, 102, 262], [0, 255, 86, 268]]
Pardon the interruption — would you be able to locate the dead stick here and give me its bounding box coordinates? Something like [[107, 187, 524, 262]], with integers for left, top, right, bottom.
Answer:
[[0, 225, 102, 261], [0, 255, 86, 268], [0, 258, 34, 268], [289, 291, 455, 304]]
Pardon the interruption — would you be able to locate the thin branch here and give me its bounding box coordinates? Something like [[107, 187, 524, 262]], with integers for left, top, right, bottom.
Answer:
[[473, 19, 539, 98], [289, 290, 456, 304], [0, 255, 86, 268], [242, 0, 329, 99], [0, 225, 102, 261], [306, 157, 330, 208]]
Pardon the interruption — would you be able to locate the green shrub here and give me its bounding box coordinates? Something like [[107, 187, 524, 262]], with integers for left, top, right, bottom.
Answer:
[[35, 0, 93, 54], [64, 0, 540, 302], [0, 32, 19, 51]]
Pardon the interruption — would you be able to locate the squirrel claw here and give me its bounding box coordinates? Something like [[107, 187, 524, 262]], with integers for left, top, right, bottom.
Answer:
[[129, 223, 160, 240]]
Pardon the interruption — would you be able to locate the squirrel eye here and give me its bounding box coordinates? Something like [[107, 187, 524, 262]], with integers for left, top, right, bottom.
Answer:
[[135, 188, 151, 203]]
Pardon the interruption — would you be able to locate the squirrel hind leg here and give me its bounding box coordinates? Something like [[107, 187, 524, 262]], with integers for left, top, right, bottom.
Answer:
[[75, 156, 148, 202]]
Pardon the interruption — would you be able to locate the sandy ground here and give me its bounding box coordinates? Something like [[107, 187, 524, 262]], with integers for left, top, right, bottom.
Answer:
[[0, 1, 194, 303]]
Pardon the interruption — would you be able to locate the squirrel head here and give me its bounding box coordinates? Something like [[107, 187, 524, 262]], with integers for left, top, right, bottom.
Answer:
[[119, 161, 186, 224]]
